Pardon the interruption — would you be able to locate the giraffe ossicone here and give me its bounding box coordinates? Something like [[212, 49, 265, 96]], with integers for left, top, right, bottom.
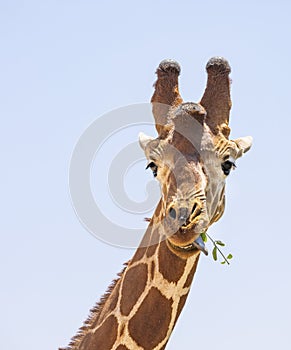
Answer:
[[61, 57, 252, 350]]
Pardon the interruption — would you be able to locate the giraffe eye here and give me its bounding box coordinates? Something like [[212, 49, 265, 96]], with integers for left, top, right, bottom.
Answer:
[[221, 160, 236, 176], [146, 162, 158, 177]]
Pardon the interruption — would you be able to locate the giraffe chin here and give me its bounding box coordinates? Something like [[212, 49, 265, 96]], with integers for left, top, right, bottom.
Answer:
[[167, 235, 208, 259]]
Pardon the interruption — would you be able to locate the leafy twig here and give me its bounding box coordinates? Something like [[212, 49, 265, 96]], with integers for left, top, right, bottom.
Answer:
[[201, 232, 233, 265]]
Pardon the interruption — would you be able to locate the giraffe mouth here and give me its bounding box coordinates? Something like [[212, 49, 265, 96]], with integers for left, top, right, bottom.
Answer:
[[180, 218, 208, 239], [170, 235, 208, 256]]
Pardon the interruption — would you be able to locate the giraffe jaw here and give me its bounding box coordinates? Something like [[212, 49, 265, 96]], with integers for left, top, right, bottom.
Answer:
[[168, 235, 208, 256], [179, 235, 208, 255]]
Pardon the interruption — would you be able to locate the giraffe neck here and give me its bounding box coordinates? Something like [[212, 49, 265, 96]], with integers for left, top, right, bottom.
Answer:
[[64, 202, 200, 350]]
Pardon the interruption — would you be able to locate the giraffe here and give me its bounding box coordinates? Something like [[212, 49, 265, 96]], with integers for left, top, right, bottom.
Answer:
[[60, 57, 252, 350]]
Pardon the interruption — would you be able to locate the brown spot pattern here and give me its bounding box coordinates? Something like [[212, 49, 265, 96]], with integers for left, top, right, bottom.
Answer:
[[133, 201, 162, 261], [120, 263, 148, 316], [132, 246, 146, 262], [116, 345, 130, 350], [91, 279, 121, 328], [183, 255, 200, 288], [128, 287, 172, 350], [79, 333, 92, 350], [146, 240, 158, 258], [173, 293, 188, 327], [108, 282, 120, 311], [158, 241, 187, 282], [153, 199, 162, 218], [82, 315, 117, 350], [133, 228, 157, 262]]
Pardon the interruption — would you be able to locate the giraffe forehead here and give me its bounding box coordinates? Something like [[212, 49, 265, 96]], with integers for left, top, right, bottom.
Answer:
[[168, 162, 204, 189], [145, 127, 240, 166], [144, 125, 216, 167]]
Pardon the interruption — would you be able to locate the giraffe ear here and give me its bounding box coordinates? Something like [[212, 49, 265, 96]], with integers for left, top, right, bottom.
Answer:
[[234, 136, 253, 154], [138, 132, 154, 151]]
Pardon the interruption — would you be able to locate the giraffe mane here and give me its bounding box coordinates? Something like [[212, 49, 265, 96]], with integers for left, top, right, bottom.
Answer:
[[59, 261, 130, 350]]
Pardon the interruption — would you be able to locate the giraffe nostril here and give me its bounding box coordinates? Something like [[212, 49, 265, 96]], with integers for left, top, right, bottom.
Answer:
[[178, 207, 189, 223], [191, 203, 202, 218], [191, 203, 197, 215], [169, 207, 176, 220]]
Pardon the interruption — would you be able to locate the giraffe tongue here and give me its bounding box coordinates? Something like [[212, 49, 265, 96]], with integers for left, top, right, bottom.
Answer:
[[192, 236, 208, 256]]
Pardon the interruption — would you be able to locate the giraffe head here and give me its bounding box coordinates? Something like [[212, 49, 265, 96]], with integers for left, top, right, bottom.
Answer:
[[139, 58, 252, 258]]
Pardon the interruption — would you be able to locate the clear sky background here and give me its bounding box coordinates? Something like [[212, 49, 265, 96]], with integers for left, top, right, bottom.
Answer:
[[1, 1, 291, 349]]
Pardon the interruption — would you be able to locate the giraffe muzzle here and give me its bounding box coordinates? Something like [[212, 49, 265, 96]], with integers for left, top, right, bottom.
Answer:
[[168, 202, 204, 229], [166, 201, 209, 255]]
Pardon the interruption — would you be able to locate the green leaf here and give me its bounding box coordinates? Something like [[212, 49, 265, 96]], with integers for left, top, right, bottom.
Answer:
[[215, 240, 225, 247], [201, 232, 208, 242], [227, 254, 233, 260], [212, 247, 218, 261]]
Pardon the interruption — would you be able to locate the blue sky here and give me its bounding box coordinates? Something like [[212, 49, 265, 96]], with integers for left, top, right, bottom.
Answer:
[[1, 1, 291, 349]]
